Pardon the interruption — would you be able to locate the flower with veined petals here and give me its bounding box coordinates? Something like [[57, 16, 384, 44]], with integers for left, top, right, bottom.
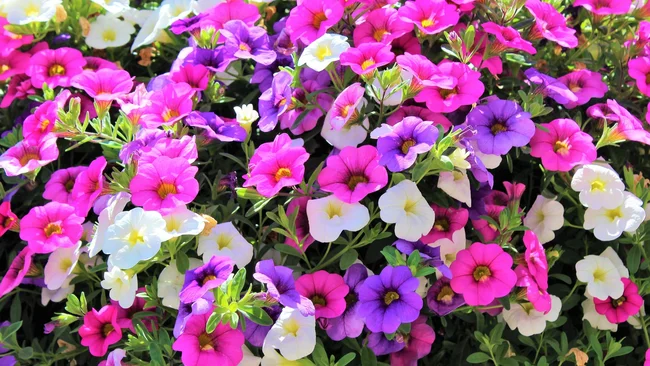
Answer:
[[482, 22, 536, 54], [221, 20, 277, 66], [70, 156, 107, 217], [43, 242, 81, 290], [530, 118, 596, 172], [378, 179, 435, 241], [377, 117, 439, 172], [584, 192, 646, 241], [71, 69, 134, 108], [502, 296, 561, 336], [0, 134, 59, 177], [557, 69, 608, 108], [101, 266, 138, 308], [141, 82, 194, 128], [20, 202, 84, 254], [0, 202, 18, 238], [389, 316, 436, 366], [86, 14, 135, 49], [157, 258, 202, 309], [571, 164, 625, 209], [79, 304, 122, 357], [179, 256, 234, 303], [197, 222, 253, 268], [421, 204, 468, 245], [576, 255, 624, 300], [415, 62, 484, 113], [467, 99, 535, 156], [296, 271, 349, 319], [263, 307, 316, 361], [340, 42, 395, 76], [523, 195, 564, 244], [298, 34, 350, 72], [0, 247, 34, 298], [27, 47, 86, 88], [525, 0, 578, 48], [130, 156, 199, 211], [306, 195, 370, 243], [397, 0, 460, 35], [328, 83, 366, 130], [594, 278, 643, 323], [437, 170, 472, 207], [5, 0, 61, 25], [582, 295, 618, 331], [574, 0, 631, 15], [426, 277, 465, 316], [253, 259, 315, 316], [325, 264, 369, 341], [285, 0, 344, 44], [353, 7, 411, 45], [87, 192, 131, 257]]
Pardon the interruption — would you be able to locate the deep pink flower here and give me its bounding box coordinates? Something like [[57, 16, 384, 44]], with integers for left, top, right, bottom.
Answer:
[[329, 83, 366, 130], [79, 305, 123, 357], [557, 69, 608, 108], [482, 22, 536, 54], [43, 167, 87, 204], [19, 202, 84, 254], [421, 205, 468, 244], [0, 135, 58, 177], [26, 47, 87, 88], [628, 57, 650, 97], [141, 82, 195, 128], [594, 278, 643, 323], [515, 265, 552, 313], [83, 56, 118, 71], [170, 63, 210, 91], [0, 48, 30, 81], [130, 156, 200, 211], [574, 0, 631, 15], [285, 196, 315, 252], [117, 84, 152, 126], [526, 0, 578, 48], [71, 69, 134, 112], [415, 61, 484, 113], [602, 99, 650, 145], [138, 136, 198, 165], [318, 145, 388, 203], [0, 247, 34, 299], [296, 271, 349, 319], [340, 42, 395, 76], [286, 0, 344, 43], [522, 231, 548, 290], [389, 316, 435, 366], [387, 105, 452, 131], [471, 204, 503, 242], [0, 202, 18, 237], [243, 141, 309, 197], [279, 80, 334, 135], [202, 0, 261, 30], [390, 33, 422, 55], [23, 102, 58, 144], [353, 7, 411, 45], [398, 0, 460, 35], [397, 52, 457, 96], [0, 74, 36, 108], [529, 118, 596, 172], [450, 243, 517, 306], [0, 17, 34, 49], [172, 309, 244, 366], [71, 156, 107, 217]]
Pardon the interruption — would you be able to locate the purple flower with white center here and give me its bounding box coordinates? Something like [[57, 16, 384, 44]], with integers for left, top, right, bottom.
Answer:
[[221, 20, 277, 66], [367, 331, 406, 355], [179, 256, 234, 303], [258, 71, 293, 132], [466, 99, 536, 155], [394, 239, 450, 278], [426, 277, 465, 316], [173, 292, 214, 337], [185, 111, 247, 142], [377, 116, 438, 172], [251, 54, 293, 92], [252, 259, 315, 316], [524, 68, 578, 105], [357, 266, 423, 334], [325, 264, 369, 341], [242, 304, 281, 347]]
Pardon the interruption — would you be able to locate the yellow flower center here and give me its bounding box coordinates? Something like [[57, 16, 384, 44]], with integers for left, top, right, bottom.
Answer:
[[127, 229, 145, 246], [439, 87, 458, 99], [592, 267, 607, 282], [216, 234, 232, 250], [162, 108, 180, 122], [44, 223, 63, 237], [282, 318, 301, 337], [590, 179, 605, 191], [325, 202, 343, 219], [59, 258, 73, 272], [604, 207, 623, 222], [347, 175, 368, 190], [25, 4, 40, 17], [48, 64, 66, 77], [198, 332, 214, 351], [102, 29, 116, 42], [612, 296, 626, 308], [384, 291, 400, 305], [274, 167, 292, 182], [361, 59, 375, 71], [39, 119, 51, 132], [315, 45, 332, 61], [157, 182, 177, 199], [312, 12, 327, 29], [0, 64, 9, 73], [553, 140, 570, 155], [491, 123, 508, 135], [202, 274, 217, 285], [19, 152, 40, 166], [373, 28, 388, 42], [102, 324, 115, 337], [421, 19, 435, 28], [473, 265, 492, 282], [436, 285, 455, 304], [239, 42, 251, 52], [434, 218, 449, 232], [403, 199, 418, 214]]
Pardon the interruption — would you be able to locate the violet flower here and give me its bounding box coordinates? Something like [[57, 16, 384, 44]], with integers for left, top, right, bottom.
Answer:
[[252, 259, 315, 316], [179, 256, 234, 303], [325, 264, 369, 341], [221, 20, 277, 65]]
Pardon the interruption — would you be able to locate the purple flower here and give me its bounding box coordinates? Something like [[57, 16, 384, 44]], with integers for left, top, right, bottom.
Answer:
[[426, 277, 465, 316], [377, 117, 438, 172], [170, 13, 207, 35], [456, 127, 494, 187], [525, 68, 578, 105], [357, 266, 423, 334], [179, 256, 234, 303], [221, 20, 277, 66], [252, 259, 315, 316], [394, 240, 450, 278], [242, 304, 281, 347], [367, 332, 406, 355], [185, 111, 247, 142], [466, 99, 535, 155], [178, 47, 234, 73], [273, 29, 297, 56], [251, 54, 293, 91], [119, 128, 170, 162], [173, 292, 214, 337], [467, 182, 492, 220], [258, 71, 293, 132], [325, 264, 369, 341]]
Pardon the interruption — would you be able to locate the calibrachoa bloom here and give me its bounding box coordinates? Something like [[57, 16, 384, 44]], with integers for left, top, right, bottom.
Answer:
[[298, 34, 350, 72], [27, 47, 86, 88], [415, 62, 484, 113], [576, 255, 624, 300], [353, 7, 411, 45], [79, 305, 122, 357], [306, 195, 370, 243], [379, 179, 435, 241], [0, 134, 58, 177], [295, 271, 349, 319], [482, 22, 536, 54], [571, 164, 625, 209], [197, 222, 253, 268], [264, 307, 316, 361], [20, 202, 84, 254], [523, 195, 565, 244], [179, 256, 234, 303], [574, 0, 631, 15], [0, 202, 18, 237], [286, 0, 344, 43], [253, 259, 315, 316], [377, 117, 438, 172], [502, 296, 562, 336], [421, 204, 468, 244], [583, 192, 646, 241], [340, 42, 395, 76], [557, 69, 608, 108], [325, 264, 368, 341], [593, 278, 643, 323], [397, 0, 460, 35], [71, 156, 107, 217], [529, 118, 597, 171], [329, 83, 366, 130], [426, 277, 465, 316], [43, 167, 86, 204], [221, 20, 276, 65], [130, 156, 199, 211], [525, 0, 578, 48]]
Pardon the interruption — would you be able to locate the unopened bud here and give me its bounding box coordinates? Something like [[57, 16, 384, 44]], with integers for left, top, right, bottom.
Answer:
[[55, 5, 67, 23]]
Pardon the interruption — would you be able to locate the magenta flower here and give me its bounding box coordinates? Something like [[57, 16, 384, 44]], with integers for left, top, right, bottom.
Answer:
[[202, 0, 260, 30], [529, 118, 596, 172], [71, 69, 133, 110], [285, 196, 315, 252], [19, 202, 84, 254], [318, 145, 388, 203], [525, 0, 578, 48], [286, 0, 344, 43], [329, 83, 366, 130], [628, 57, 650, 97], [279, 81, 333, 135], [71, 156, 107, 217], [522, 231, 548, 290], [26, 47, 87, 88], [391, 33, 423, 55], [415, 62, 484, 113], [398, 0, 460, 35], [0, 247, 34, 299], [170, 63, 210, 91], [0, 134, 58, 177], [243, 140, 309, 197], [0, 73, 36, 108], [43, 167, 87, 204], [0, 202, 18, 238], [601, 99, 650, 145], [253, 259, 315, 316], [130, 156, 199, 211], [138, 135, 198, 165], [340, 42, 395, 76], [0, 17, 33, 49], [387, 105, 452, 131], [450, 243, 517, 306], [466, 99, 535, 155], [376, 116, 438, 172], [574, 0, 631, 15], [172, 308, 244, 366], [525, 68, 578, 105], [426, 277, 465, 316], [557, 69, 608, 108], [79, 305, 123, 357], [185, 112, 247, 142], [83, 56, 118, 72], [397, 52, 457, 96], [482, 22, 536, 54], [141, 82, 194, 128], [22, 100, 60, 144], [594, 278, 644, 323], [515, 266, 551, 313], [353, 7, 411, 45], [389, 316, 435, 365], [0, 49, 30, 81], [421, 205, 469, 244], [296, 271, 349, 319]]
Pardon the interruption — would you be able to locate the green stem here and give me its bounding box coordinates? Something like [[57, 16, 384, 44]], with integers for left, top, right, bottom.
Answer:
[[562, 281, 581, 303], [640, 314, 650, 349]]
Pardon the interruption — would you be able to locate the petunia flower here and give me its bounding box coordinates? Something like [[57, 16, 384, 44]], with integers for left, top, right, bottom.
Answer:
[[285, 0, 344, 44], [397, 53, 457, 97], [70, 155, 107, 217], [198, 222, 253, 269], [583, 192, 646, 241], [0, 247, 34, 298], [243, 140, 309, 198], [377, 116, 438, 172], [529, 118, 596, 171], [421, 204, 468, 245], [221, 20, 276, 65], [525, 0, 578, 48], [284, 196, 315, 253], [379, 179, 435, 241], [328, 83, 366, 130], [557, 69, 608, 108], [426, 277, 465, 316], [253, 259, 315, 316], [5, 0, 61, 25], [340, 42, 395, 76], [85, 14, 136, 49], [157, 258, 202, 309], [137, 135, 198, 165], [582, 295, 618, 331], [141, 82, 194, 128], [71, 69, 134, 111], [43, 242, 81, 290], [437, 170, 472, 207], [389, 316, 436, 365], [20, 202, 84, 254], [296, 271, 349, 319], [353, 7, 411, 45], [298, 33, 350, 72], [0, 202, 18, 238], [79, 305, 123, 357], [242, 305, 281, 348], [185, 111, 247, 142], [482, 22, 536, 54], [525, 68, 578, 105], [179, 256, 234, 303], [0, 134, 58, 177], [415, 62, 484, 113], [87, 192, 131, 257], [523, 195, 564, 244], [593, 278, 643, 323], [258, 71, 293, 132], [0, 49, 30, 81], [576, 255, 624, 300], [100, 266, 138, 309], [574, 0, 631, 15], [571, 164, 625, 209], [325, 264, 369, 341], [502, 296, 561, 336], [130, 156, 199, 211], [263, 307, 316, 361], [397, 0, 460, 35], [27, 47, 86, 88]]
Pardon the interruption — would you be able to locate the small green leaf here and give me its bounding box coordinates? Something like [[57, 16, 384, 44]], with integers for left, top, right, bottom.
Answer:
[[466, 352, 491, 363], [17, 346, 33, 360], [335, 353, 356, 366], [176, 252, 190, 274], [238, 306, 273, 326], [340, 249, 358, 270], [361, 346, 378, 366]]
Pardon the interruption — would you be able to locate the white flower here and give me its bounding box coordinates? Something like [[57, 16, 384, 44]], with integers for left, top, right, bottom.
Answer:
[[264, 307, 316, 361], [86, 14, 136, 49], [131, 5, 172, 51], [571, 164, 625, 209], [41, 279, 75, 306], [298, 34, 350, 72], [502, 295, 561, 336], [157, 258, 202, 309], [4, 0, 61, 25], [241, 345, 262, 366], [437, 170, 472, 207], [261, 345, 304, 366], [103, 208, 171, 269], [627, 307, 645, 329], [101, 266, 138, 308], [523, 195, 564, 244], [161, 0, 194, 22], [599, 247, 629, 278], [469, 139, 502, 169], [44, 243, 81, 290], [235, 104, 259, 133], [370, 78, 403, 107], [91, 0, 129, 13], [378, 180, 435, 241], [435, 228, 466, 269], [448, 148, 471, 170], [192, 0, 223, 14], [582, 296, 618, 331], [88, 192, 131, 257], [583, 192, 646, 241], [369, 124, 393, 139], [416, 277, 430, 298], [321, 101, 369, 150], [197, 222, 254, 268], [575, 255, 624, 300], [118, 8, 153, 26], [306, 195, 369, 243], [162, 205, 205, 238]]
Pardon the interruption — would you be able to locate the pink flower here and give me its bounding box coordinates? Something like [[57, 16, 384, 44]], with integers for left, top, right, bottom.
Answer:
[[397, 52, 457, 96], [19, 202, 84, 254], [398, 0, 460, 35], [243, 140, 309, 197], [574, 0, 631, 15], [130, 156, 200, 211], [415, 62, 484, 113], [0, 74, 36, 108], [318, 145, 388, 203], [525, 0, 578, 48], [391, 33, 422, 55], [71, 156, 107, 217], [557, 69, 607, 108], [23, 102, 58, 144], [0, 247, 34, 299], [389, 316, 435, 366], [117, 84, 152, 126], [329, 83, 366, 130], [471, 204, 503, 243], [421, 205, 468, 244], [0, 202, 18, 237], [450, 243, 517, 306], [645, 349, 650, 366], [203, 0, 261, 30], [522, 231, 548, 290], [296, 271, 349, 319], [172, 309, 244, 366], [387, 105, 452, 131], [170, 63, 210, 91], [628, 57, 650, 97], [286, 0, 344, 44], [0, 17, 34, 49], [71, 69, 134, 111], [83, 56, 118, 72], [285, 196, 315, 252], [26, 47, 87, 88], [515, 265, 552, 313], [0, 48, 30, 81], [340, 42, 395, 76], [98, 349, 127, 366], [279, 81, 334, 135], [43, 167, 88, 204], [353, 7, 411, 45], [529, 118, 596, 172], [594, 278, 643, 323], [482, 22, 536, 54], [141, 82, 195, 128], [0, 134, 58, 177], [138, 136, 198, 165], [79, 305, 123, 357]]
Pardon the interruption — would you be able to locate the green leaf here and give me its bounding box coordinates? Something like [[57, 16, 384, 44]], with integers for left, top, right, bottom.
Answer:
[[361, 347, 378, 366], [17, 346, 33, 360], [274, 243, 305, 258], [335, 353, 356, 366], [0, 321, 22, 340], [150, 342, 165, 366], [238, 305, 273, 326], [10, 295, 21, 323], [175, 251, 190, 274], [627, 245, 642, 275], [339, 249, 358, 270], [466, 352, 491, 363], [312, 342, 329, 366], [228, 268, 247, 300], [406, 250, 421, 269], [588, 333, 603, 361], [206, 312, 222, 334]]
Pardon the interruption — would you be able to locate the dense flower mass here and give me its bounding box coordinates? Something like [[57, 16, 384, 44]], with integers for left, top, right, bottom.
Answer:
[[1, 0, 650, 365]]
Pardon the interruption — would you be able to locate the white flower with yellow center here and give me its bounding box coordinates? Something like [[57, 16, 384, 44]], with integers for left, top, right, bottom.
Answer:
[[581, 295, 617, 331], [4, 0, 61, 25], [86, 14, 136, 49], [41, 278, 75, 306], [599, 247, 628, 278], [131, 5, 172, 51], [101, 266, 138, 308], [197, 222, 253, 268], [583, 192, 645, 241], [234, 104, 259, 134], [571, 164, 625, 209], [378, 179, 435, 241], [523, 195, 564, 244], [91, 0, 129, 14], [162, 205, 205, 238], [157, 258, 203, 309], [241, 345, 262, 366], [435, 228, 466, 268], [263, 307, 316, 361], [437, 170, 472, 207], [298, 34, 350, 72], [306, 195, 370, 243], [448, 148, 472, 170], [575, 255, 624, 300], [88, 192, 131, 257], [502, 295, 561, 336], [103, 208, 171, 269], [43, 242, 81, 290], [162, 0, 194, 21]]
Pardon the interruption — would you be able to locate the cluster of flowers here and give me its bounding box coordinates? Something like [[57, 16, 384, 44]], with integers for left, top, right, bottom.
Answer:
[[1, 0, 650, 365]]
